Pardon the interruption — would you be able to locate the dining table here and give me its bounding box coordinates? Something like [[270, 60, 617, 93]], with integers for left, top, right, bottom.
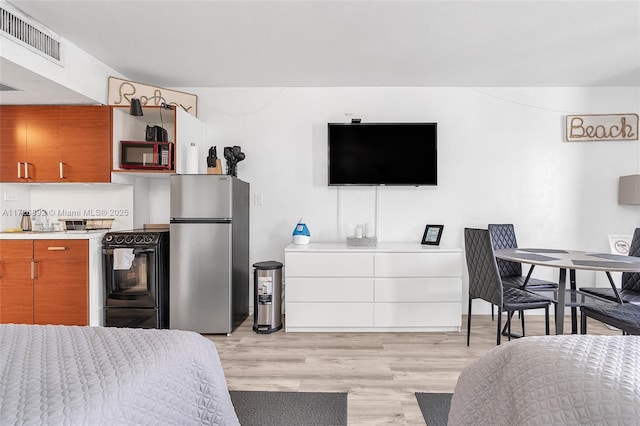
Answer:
[[494, 248, 640, 334]]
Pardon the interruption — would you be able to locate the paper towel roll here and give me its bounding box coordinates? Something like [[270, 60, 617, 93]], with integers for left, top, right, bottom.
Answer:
[[186, 143, 198, 174]]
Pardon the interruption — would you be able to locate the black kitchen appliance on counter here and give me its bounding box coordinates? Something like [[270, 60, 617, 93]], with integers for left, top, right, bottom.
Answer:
[[102, 229, 169, 329]]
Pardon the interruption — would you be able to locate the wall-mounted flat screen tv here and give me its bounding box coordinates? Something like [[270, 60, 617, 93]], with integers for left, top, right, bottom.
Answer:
[[328, 122, 437, 186]]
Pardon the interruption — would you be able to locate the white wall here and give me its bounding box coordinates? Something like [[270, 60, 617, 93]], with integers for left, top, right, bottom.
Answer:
[[0, 183, 31, 229], [0, 183, 134, 231], [162, 86, 639, 313], [183, 87, 638, 249]]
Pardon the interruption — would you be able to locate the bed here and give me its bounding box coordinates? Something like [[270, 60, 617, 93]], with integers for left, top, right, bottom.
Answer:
[[0, 324, 240, 425], [449, 335, 640, 426]]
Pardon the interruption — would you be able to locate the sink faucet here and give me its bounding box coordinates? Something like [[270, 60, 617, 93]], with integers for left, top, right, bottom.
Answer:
[[32, 209, 51, 231]]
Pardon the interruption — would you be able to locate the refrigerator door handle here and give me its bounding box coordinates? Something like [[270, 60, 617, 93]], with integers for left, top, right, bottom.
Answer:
[[170, 218, 232, 224]]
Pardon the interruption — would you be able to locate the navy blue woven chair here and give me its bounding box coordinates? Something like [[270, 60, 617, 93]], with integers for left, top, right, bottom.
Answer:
[[465, 228, 550, 346]]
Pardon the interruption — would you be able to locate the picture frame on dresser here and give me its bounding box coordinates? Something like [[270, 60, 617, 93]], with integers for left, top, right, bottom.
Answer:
[[421, 225, 444, 245]]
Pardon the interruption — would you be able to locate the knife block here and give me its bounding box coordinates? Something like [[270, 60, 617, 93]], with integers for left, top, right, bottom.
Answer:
[[207, 159, 223, 175]]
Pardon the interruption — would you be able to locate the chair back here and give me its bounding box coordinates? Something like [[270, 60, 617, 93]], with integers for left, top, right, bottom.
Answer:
[[488, 224, 522, 277], [622, 228, 640, 292], [464, 228, 503, 307]]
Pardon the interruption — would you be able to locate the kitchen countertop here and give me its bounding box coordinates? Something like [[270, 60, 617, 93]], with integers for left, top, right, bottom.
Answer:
[[0, 230, 107, 240]]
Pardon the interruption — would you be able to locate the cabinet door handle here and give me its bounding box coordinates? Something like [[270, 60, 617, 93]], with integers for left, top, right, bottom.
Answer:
[[31, 260, 37, 279], [24, 162, 30, 179], [47, 246, 68, 251], [59, 162, 66, 179], [17, 162, 22, 178]]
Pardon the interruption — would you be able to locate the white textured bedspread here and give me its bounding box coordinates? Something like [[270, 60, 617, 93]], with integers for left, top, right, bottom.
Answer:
[[0, 324, 239, 425], [449, 335, 640, 426]]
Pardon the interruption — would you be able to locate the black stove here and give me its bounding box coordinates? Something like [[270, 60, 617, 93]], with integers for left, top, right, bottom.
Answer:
[[102, 229, 170, 329]]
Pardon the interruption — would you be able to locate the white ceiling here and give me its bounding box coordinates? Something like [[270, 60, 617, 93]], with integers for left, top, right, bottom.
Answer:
[[2, 0, 639, 104]]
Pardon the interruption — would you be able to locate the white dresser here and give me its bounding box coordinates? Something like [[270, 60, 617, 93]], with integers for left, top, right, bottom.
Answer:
[[284, 243, 462, 332]]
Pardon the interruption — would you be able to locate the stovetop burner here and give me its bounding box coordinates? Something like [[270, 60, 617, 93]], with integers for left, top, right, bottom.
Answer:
[[103, 229, 169, 247]]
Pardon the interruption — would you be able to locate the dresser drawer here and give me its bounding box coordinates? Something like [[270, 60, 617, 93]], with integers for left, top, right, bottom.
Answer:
[[374, 277, 462, 302], [285, 252, 373, 277], [374, 302, 461, 328], [374, 253, 461, 277], [287, 278, 373, 302], [286, 303, 374, 328]]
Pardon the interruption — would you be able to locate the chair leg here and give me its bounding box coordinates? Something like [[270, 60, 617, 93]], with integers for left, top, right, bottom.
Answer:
[[496, 308, 502, 345], [520, 310, 525, 337], [545, 306, 550, 335], [580, 311, 587, 335], [467, 297, 472, 346], [506, 311, 512, 341], [571, 307, 577, 334], [491, 304, 494, 321]]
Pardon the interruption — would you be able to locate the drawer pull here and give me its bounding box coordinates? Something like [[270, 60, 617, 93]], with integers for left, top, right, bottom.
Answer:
[[47, 246, 68, 251]]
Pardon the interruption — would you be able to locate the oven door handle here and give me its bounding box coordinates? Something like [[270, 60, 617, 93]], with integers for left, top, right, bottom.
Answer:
[[103, 248, 155, 255]]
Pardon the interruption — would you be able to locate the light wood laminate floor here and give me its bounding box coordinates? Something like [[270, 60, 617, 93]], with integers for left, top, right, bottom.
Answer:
[[208, 315, 619, 425]]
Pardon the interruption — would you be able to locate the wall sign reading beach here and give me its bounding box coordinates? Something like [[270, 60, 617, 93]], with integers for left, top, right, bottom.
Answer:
[[107, 77, 198, 117], [565, 113, 638, 142]]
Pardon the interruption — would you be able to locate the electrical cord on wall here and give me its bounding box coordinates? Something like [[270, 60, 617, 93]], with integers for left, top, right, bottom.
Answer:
[[374, 186, 379, 238], [337, 186, 342, 241]]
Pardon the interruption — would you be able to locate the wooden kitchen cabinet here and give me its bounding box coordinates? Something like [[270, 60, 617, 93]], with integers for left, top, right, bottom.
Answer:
[[0, 240, 34, 324], [0, 106, 111, 183], [33, 240, 88, 325], [0, 106, 28, 182], [26, 107, 61, 181], [59, 106, 112, 182], [0, 239, 88, 326]]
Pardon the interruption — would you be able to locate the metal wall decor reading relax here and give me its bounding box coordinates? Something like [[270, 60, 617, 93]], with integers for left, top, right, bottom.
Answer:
[[107, 77, 198, 117]]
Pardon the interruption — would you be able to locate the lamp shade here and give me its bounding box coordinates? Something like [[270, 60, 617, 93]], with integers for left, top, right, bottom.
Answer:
[[619, 175, 640, 205], [129, 98, 143, 116]]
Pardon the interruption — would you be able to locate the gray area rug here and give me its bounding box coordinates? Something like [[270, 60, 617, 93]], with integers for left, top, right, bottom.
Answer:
[[415, 393, 453, 426], [230, 391, 348, 426]]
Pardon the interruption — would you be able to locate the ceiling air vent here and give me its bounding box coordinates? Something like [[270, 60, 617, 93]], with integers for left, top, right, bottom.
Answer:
[[0, 5, 62, 64]]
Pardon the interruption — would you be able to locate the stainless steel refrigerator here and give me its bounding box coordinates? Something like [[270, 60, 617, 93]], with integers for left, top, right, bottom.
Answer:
[[169, 174, 249, 334]]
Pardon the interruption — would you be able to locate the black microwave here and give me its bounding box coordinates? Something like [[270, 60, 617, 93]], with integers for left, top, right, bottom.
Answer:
[[120, 141, 173, 170]]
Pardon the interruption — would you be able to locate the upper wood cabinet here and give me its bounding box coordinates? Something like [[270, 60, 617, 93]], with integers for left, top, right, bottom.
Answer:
[[59, 106, 112, 182], [0, 105, 112, 183], [0, 106, 28, 182]]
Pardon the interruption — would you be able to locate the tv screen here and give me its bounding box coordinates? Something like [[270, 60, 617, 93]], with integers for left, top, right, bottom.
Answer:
[[328, 122, 437, 186]]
